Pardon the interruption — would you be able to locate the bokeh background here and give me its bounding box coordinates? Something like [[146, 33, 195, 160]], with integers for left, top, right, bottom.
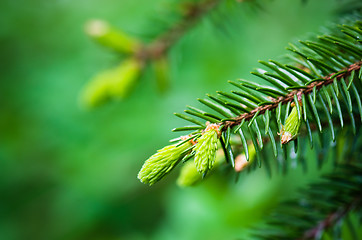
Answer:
[[0, 0, 346, 239]]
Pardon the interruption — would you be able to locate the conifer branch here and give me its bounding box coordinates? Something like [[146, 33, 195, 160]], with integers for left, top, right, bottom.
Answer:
[[135, 0, 222, 61], [81, 0, 231, 107], [138, 18, 362, 185], [251, 160, 362, 239], [223, 61, 362, 130], [301, 196, 361, 239]]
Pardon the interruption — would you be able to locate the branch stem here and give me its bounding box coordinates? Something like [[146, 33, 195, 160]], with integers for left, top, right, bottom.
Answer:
[[136, 0, 222, 61], [300, 196, 361, 239], [224, 61, 362, 130]]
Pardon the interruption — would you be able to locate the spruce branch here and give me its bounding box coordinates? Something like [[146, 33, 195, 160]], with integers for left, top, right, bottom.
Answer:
[[81, 0, 235, 107], [301, 196, 361, 240], [223, 61, 362, 130], [251, 160, 362, 239], [138, 18, 362, 185], [135, 0, 222, 62]]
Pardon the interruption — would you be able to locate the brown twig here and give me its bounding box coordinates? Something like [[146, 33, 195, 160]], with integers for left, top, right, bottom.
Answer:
[[224, 61, 362, 130], [135, 0, 222, 61], [300, 196, 361, 240]]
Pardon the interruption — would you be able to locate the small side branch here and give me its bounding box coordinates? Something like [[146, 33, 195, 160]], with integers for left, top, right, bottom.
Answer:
[[136, 0, 222, 61], [300, 196, 361, 239]]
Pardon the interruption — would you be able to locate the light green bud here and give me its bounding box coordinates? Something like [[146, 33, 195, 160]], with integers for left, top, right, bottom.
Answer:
[[177, 149, 224, 187], [194, 124, 219, 175], [153, 57, 169, 93], [79, 69, 113, 108], [280, 104, 302, 144], [79, 58, 142, 108], [138, 141, 192, 185], [176, 160, 201, 187], [109, 58, 142, 99], [85, 19, 140, 54]]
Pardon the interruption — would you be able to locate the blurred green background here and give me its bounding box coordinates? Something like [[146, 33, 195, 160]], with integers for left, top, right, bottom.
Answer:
[[0, 0, 342, 239]]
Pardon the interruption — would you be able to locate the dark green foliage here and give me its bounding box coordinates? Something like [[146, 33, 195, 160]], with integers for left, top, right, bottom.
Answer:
[[251, 158, 362, 239]]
